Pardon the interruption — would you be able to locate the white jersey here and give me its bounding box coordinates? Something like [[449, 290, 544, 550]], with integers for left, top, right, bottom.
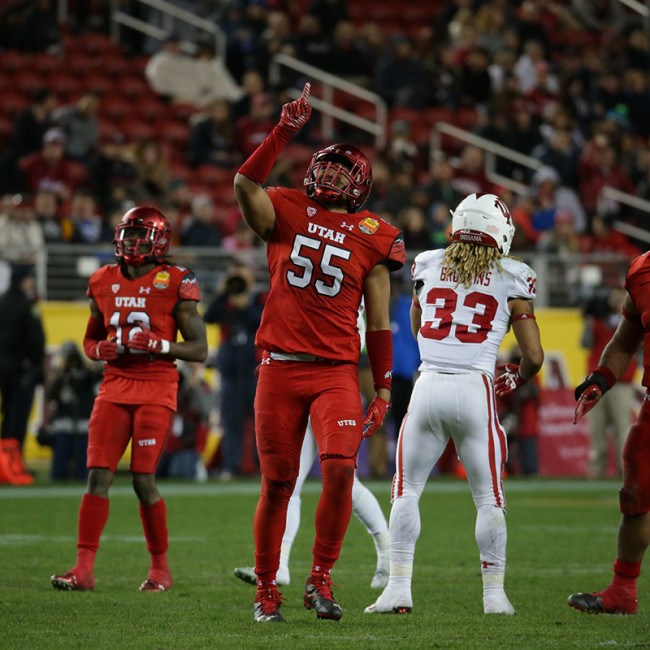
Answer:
[[411, 249, 536, 377]]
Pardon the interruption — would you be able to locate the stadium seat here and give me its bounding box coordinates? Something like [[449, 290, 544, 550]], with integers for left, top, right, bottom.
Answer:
[[83, 72, 116, 96], [31, 52, 64, 76], [156, 119, 191, 147], [119, 75, 150, 99], [195, 165, 232, 186], [121, 117, 156, 141], [136, 95, 167, 121], [100, 96, 132, 121], [48, 72, 81, 99], [14, 71, 45, 95], [1, 93, 31, 119]]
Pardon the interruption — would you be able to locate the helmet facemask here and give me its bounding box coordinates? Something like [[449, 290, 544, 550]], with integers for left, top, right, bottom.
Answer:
[[113, 207, 171, 267], [304, 144, 372, 212]]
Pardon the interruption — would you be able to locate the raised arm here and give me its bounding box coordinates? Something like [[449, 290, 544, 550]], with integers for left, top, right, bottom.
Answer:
[[234, 83, 312, 242]]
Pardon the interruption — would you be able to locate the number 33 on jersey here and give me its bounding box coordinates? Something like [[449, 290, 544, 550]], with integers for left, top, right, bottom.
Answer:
[[412, 249, 536, 377]]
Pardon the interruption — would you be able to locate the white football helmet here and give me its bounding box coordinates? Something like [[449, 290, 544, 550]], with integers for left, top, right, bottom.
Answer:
[[451, 193, 515, 255]]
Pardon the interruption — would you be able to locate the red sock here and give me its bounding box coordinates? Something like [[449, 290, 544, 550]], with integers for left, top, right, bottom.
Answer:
[[76, 493, 109, 574], [312, 459, 354, 575], [254, 477, 293, 584], [611, 559, 641, 594], [139, 499, 169, 574]]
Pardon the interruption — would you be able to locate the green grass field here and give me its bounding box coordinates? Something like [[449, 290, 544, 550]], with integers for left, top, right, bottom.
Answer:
[[2, 476, 649, 649]]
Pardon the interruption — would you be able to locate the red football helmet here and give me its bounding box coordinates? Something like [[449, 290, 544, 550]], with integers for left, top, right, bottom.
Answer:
[[113, 206, 171, 267], [304, 143, 372, 212]]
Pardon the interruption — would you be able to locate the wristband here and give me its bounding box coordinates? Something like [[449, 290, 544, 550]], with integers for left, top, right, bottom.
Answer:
[[592, 366, 616, 389], [365, 329, 393, 391], [160, 339, 170, 354], [511, 312, 536, 323]]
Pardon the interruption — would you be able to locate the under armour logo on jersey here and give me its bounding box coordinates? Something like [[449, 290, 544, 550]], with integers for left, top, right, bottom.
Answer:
[[261, 358, 270, 365], [340, 221, 355, 231], [306, 206, 317, 217], [139, 286, 151, 294]]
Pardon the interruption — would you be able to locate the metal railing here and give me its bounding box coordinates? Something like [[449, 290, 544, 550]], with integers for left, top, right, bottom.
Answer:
[[269, 53, 388, 150], [38, 243, 633, 309], [430, 122, 650, 244], [109, 0, 226, 60]]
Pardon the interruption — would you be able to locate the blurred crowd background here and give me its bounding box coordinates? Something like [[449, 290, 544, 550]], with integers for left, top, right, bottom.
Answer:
[[0, 0, 648, 483]]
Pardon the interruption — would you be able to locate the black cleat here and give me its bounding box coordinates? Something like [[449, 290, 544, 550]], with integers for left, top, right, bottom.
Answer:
[[253, 586, 285, 622], [568, 591, 637, 615], [304, 574, 343, 621]]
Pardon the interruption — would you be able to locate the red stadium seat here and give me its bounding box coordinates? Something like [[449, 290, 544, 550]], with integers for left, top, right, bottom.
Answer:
[[156, 119, 191, 147], [195, 164, 232, 186], [119, 75, 150, 99], [83, 73, 116, 96], [31, 52, 64, 76], [136, 96, 167, 122], [14, 71, 46, 95], [121, 117, 156, 142], [1, 93, 31, 119], [100, 96, 132, 121], [48, 72, 81, 99]]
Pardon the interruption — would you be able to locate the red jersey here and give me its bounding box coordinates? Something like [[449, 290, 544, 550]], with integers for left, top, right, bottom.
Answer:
[[256, 187, 405, 363], [625, 252, 650, 387], [87, 262, 201, 383]]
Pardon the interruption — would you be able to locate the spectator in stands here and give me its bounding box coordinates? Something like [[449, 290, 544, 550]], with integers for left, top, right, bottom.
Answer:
[[88, 132, 138, 214], [324, 21, 371, 81], [145, 32, 243, 108], [204, 262, 263, 480], [451, 145, 493, 196], [232, 68, 266, 122], [578, 133, 635, 217], [530, 165, 587, 233], [423, 159, 463, 216], [621, 68, 650, 139], [397, 205, 431, 251], [514, 39, 551, 94], [19, 128, 86, 201], [11, 89, 57, 161], [308, 0, 349, 38], [384, 120, 419, 173], [131, 139, 170, 201], [234, 92, 276, 159], [33, 189, 66, 243], [157, 362, 212, 481], [372, 35, 431, 109], [457, 46, 493, 111], [221, 218, 257, 252], [188, 99, 240, 168], [289, 13, 331, 71], [534, 209, 581, 256], [571, 0, 632, 33], [179, 194, 222, 247], [580, 214, 642, 259], [40, 341, 101, 482], [66, 191, 113, 244], [531, 127, 581, 190], [0, 194, 45, 265], [52, 92, 101, 162]]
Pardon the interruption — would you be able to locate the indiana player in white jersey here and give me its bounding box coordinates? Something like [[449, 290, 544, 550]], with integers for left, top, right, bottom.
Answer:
[[365, 192, 544, 616], [234, 304, 390, 589]]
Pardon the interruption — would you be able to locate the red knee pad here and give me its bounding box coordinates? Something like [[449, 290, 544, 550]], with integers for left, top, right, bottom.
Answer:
[[619, 485, 650, 516]]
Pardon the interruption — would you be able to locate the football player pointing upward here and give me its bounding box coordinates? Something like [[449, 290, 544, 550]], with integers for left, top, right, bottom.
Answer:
[[52, 206, 207, 592], [234, 82, 405, 622], [365, 193, 544, 616]]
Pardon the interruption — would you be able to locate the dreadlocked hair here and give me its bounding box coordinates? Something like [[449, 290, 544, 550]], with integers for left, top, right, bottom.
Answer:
[[442, 242, 504, 287]]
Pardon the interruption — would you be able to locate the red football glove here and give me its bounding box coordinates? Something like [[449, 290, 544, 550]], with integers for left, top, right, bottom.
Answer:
[[93, 339, 118, 361], [128, 321, 169, 354], [574, 384, 603, 424], [278, 82, 312, 134], [362, 397, 391, 439], [494, 363, 526, 397]]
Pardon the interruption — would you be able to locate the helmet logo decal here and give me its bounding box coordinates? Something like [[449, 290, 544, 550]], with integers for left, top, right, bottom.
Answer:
[[153, 271, 170, 289], [306, 206, 317, 217], [358, 217, 379, 235]]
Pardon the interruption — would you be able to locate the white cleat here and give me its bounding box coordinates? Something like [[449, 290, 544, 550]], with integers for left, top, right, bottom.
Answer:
[[234, 566, 290, 586], [364, 588, 412, 614], [370, 569, 389, 590], [483, 592, 516, 615]]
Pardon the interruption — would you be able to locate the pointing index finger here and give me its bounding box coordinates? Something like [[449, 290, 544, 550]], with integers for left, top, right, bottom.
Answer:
[[301, 82, 311, 101]]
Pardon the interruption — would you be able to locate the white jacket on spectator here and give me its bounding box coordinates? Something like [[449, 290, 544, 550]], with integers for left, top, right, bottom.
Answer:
[[145, 51, 244, 107]]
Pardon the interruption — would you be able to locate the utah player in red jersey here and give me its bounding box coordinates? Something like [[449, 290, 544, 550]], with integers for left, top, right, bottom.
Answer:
[[568, 251, 650, 615], [51, 206, 207, 592], [233, 82, 405, 622]]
